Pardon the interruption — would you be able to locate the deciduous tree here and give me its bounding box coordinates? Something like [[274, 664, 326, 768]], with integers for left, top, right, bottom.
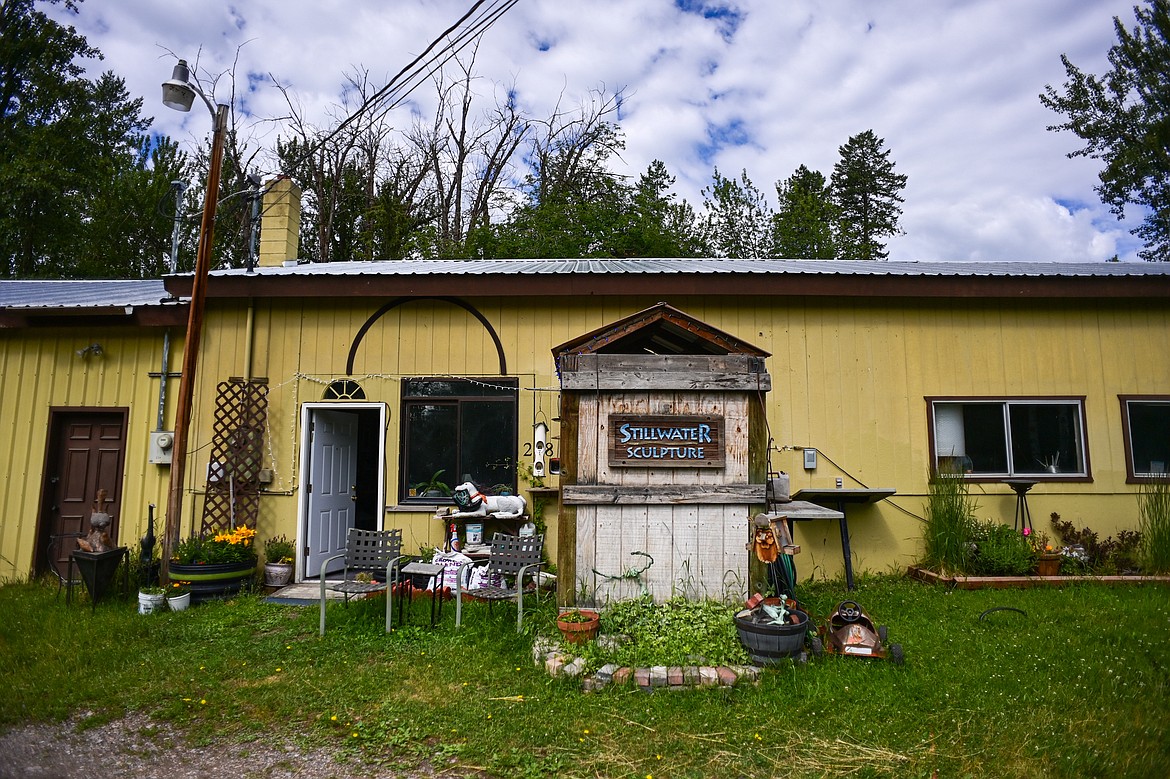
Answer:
[[1041, 0, 1170, 261]]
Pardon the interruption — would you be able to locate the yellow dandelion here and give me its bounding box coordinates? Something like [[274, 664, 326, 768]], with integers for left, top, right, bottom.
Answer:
[[275, 667, 282, 672], [331, 715, 338, 721], [584, 729, 590, 735], [200, 699, 207, 705], [352, 732, 359, 738]]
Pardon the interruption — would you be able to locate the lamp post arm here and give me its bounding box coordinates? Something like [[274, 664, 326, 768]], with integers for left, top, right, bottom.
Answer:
[[163, 102, 229, 578]]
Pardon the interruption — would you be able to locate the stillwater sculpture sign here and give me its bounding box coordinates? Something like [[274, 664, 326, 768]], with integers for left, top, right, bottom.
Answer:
[[607, 414, 725, 468]]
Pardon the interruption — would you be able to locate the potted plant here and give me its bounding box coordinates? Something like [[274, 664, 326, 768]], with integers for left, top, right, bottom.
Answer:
[[734, 597, 809, 665], [1024, 528, 1062, 576], [556, 608, 601, 645], [166, 582, 192, 611], [263, 535, 295, 586], [137, 585, 166, 614], [411, 469, 452, 499], [169, 526, 258, 602]]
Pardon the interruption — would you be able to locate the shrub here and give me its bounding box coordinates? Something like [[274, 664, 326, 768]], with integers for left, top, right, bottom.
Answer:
[[1138, 478, 1170, 574], [922, 467, 978, 574], [970, 521, 1034, 576]]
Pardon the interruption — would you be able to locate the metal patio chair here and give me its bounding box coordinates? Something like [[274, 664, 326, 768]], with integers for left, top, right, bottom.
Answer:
[[454, 532, 544, 632], [47, 532, 84, 601], [318, 528, 403, 636]]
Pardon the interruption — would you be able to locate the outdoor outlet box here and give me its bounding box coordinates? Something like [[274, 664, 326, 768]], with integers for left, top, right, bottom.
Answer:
[[803, 448, 817, 470], [149, 431, 175, 465]]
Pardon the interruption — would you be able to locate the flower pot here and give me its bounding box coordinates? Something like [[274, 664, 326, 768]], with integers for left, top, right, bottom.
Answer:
[[556, 609, 601, 645], [169, 560, 256, 603], [1036, 555, 1061, 577], [167, 592, 191, 611], [138, 591, 166, 614], [263, 562, 294, 587], [735, 609, 809, 665]]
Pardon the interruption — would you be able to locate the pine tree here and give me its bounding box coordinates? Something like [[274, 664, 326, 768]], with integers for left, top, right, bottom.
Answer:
[[830, 130, 907, 260], [772, 165, 836, 258]]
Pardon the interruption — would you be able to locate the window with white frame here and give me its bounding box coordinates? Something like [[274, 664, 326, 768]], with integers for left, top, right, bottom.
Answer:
[[1119, 396, 1170, 481], [929, 398, 1088, 478], [400, 377, 518, 503]]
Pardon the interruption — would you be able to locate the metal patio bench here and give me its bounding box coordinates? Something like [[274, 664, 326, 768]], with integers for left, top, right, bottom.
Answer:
[[454, 532, 544, 632], [318, 528, 403, 636]]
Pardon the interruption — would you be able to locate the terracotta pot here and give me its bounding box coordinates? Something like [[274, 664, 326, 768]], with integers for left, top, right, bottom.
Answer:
[[556, 609, 601, 645]]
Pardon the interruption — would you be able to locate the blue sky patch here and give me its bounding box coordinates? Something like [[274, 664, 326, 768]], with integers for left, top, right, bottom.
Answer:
[[674, 0, 743, 42], [697, 117, 753, 164]]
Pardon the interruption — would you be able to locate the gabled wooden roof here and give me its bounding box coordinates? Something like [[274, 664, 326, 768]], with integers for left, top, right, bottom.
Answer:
[[552, 302, 770, 358]]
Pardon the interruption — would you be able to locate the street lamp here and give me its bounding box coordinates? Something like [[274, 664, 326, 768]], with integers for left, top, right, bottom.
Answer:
[[161, 59, 229, 578]]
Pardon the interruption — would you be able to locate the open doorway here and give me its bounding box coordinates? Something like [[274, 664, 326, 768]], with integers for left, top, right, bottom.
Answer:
[[299, 403, 386, 581]]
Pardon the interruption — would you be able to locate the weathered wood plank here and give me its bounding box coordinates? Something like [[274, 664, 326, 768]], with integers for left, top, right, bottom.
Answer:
[[562, 483, 766, 505], [561, 371, 772, 391]]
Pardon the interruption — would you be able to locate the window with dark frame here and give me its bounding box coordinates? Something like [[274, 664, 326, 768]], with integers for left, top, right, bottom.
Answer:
[[400, 377, 518, 503], [930, 398, 1088, 478], [1120, 396, 1170, 481]]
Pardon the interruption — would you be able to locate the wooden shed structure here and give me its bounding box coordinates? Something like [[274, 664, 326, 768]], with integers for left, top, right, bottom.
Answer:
[[554, 303, 773, 602]]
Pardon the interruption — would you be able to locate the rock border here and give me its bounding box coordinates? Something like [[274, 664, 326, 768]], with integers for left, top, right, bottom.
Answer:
[[532, 637, 762, 692]]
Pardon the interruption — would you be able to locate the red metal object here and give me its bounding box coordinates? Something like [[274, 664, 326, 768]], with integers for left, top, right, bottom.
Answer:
[[811, 600, 904, 664]]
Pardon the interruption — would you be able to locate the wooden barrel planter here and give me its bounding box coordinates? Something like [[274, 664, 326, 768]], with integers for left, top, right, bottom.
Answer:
[[169, 560, 256, 603], [734, 609, 809, 665]]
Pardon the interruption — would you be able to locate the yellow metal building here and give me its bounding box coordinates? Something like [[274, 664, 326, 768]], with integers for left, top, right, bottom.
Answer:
[[3, 185, 1169, 592]]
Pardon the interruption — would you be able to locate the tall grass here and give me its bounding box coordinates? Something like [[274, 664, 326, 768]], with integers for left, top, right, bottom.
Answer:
[[922, 467, 977, 574], [1139, 477, 1170, 573]]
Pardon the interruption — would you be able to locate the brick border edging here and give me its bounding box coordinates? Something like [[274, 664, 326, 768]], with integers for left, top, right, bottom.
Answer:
[[532, 637, 762, 692]]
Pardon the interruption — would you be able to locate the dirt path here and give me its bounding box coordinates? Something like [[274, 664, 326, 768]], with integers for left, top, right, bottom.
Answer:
[[0, 713, 445, 779]]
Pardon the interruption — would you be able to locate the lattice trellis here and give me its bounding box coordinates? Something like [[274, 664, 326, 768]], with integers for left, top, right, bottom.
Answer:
[[200, 379, 269, 536]]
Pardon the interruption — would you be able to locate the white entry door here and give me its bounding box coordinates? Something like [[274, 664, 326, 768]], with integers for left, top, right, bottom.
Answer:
[[305, 409, 359, 577]]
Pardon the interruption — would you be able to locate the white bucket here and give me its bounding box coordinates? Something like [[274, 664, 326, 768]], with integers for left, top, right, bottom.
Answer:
[[138, 591, 165, 614], [465, 523, 484, 545]]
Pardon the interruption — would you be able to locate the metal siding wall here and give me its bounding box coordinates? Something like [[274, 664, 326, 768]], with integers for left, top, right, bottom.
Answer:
[[0, 327, 173, 580], [8, 293, 1158, 584]]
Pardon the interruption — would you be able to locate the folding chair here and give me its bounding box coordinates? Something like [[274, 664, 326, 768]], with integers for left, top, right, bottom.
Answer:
[[318, 528, 403, 636], [454, 533, 544, 632], [47, 533, 84, 601]]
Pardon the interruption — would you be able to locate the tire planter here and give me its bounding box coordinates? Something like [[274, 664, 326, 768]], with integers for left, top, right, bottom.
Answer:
[[556, 609, 601, 645], [169, 560, 256, 603], [734, 609, 809, 665]]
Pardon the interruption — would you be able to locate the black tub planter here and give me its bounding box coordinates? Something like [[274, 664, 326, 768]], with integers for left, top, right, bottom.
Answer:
[[735, 608, 810, 665], [169, 560, 256, 603], [70, 547, 129, 611]]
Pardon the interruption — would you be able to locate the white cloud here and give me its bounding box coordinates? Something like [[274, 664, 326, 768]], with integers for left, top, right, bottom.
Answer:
[[50, 0, 1147, 261]]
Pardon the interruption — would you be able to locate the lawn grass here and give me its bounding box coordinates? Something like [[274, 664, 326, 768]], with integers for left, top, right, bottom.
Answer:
[[1, 576, 1167, 777]]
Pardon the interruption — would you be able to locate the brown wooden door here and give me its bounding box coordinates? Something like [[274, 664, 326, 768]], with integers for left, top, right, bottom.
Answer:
[[37, 410, 127, 579]]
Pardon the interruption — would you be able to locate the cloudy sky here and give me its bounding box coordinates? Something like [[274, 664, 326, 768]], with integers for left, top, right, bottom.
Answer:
[[52, 0, 1146, 261]]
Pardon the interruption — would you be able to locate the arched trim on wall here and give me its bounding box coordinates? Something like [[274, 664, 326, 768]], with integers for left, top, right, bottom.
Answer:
[[345, 296, 507, 376]]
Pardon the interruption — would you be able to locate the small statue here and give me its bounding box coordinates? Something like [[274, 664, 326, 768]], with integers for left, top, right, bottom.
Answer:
[[77, 489, 114, 553]]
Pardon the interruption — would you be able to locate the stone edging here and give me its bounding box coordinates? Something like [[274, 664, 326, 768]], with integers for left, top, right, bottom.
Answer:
[[532, 637, 761, 692]]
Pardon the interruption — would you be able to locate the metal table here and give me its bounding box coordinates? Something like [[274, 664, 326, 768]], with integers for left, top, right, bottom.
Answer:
[[791, 488, 896, 591], [1003, 480, 1038, 533], [397, 561, 446, 627]]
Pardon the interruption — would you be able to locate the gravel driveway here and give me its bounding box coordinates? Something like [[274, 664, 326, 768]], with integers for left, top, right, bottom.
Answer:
[[0, 713, 449, 779]]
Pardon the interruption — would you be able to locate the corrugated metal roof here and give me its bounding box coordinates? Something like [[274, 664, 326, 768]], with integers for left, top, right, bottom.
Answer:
[[0, 280, 176, 310], [211, 258, 1170, 279]]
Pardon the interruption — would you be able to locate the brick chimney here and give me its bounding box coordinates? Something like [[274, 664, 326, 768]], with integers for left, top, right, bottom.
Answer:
[[258, 177, 302, 267]]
